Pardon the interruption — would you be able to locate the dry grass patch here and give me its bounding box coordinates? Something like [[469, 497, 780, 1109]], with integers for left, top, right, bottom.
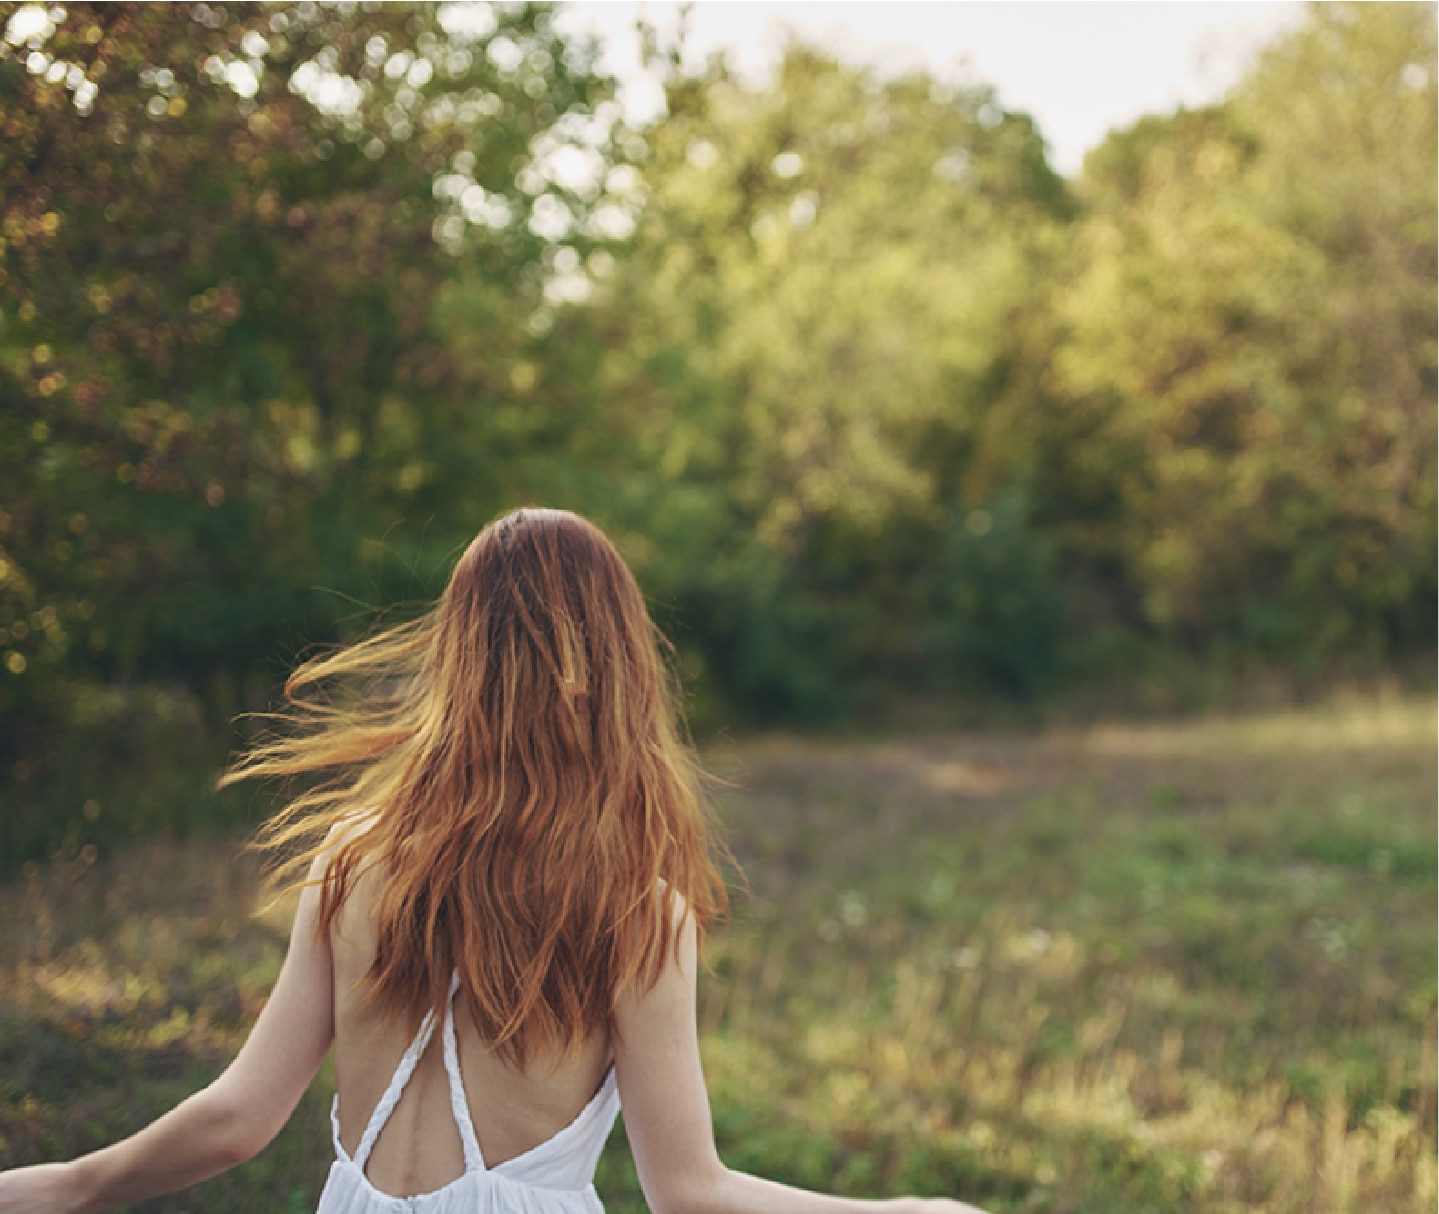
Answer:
[[1, 694, 1434, 1212]]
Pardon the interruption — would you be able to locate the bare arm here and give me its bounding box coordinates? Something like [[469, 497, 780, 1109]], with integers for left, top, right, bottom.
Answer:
[[612, 908, 990, 1214], [0, 864, 335, 1214]]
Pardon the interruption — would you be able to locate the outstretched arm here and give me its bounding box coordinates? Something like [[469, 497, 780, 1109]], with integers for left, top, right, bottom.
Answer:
[[0, 864, 335, 1214], [612, 907, 989, 1214]]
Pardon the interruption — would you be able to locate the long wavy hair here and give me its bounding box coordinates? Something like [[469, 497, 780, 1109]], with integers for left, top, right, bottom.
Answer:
[[224, 508, 728, 1063]]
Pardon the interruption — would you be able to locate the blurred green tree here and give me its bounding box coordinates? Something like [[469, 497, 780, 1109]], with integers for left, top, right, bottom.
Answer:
[[0, 0, 616, 859], [0, 0, 1433, 861], [1047, 1, 1436, 656], [569, 44, 1070, 718], [0, 0, 613, 701]]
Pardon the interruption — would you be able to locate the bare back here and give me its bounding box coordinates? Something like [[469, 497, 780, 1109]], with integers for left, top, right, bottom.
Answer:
[[328, 865, 614, 1198]]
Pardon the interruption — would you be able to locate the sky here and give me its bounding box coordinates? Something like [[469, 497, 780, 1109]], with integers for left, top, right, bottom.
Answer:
[[556, 1, 1307, 175]]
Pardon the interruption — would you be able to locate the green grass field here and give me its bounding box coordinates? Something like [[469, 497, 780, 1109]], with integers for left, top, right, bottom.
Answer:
[[1, 694, 1434, 1212]]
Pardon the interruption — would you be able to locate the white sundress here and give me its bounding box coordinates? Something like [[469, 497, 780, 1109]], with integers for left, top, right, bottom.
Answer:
[[315, 977, 621, 1214]]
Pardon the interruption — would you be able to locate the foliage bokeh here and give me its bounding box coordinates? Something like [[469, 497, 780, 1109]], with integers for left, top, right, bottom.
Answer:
[[0, 0, 1434, 862]]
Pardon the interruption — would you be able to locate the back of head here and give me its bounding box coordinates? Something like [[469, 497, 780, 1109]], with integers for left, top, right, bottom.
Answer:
[[434, 508, 664, 789], [230, 508, 727, 1062]]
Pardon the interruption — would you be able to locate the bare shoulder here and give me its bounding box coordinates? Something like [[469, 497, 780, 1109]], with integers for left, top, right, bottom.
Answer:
[[314, 811, 385, 948], [654, 875, 692, 927], [324, 807, 380, 851], [306, 809, 379, 881]]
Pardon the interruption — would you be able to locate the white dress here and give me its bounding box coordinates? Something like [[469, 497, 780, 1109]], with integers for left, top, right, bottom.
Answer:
[[314, 977, 621, 1214]]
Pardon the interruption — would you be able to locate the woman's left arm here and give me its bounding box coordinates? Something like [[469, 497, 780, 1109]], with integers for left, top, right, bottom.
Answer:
[[0, 862, 335, 1214]]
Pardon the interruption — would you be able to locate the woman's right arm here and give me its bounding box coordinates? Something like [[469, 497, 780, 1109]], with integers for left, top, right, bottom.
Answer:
[[611, 908, 989, 1214], [0, 864, 335, 1214]]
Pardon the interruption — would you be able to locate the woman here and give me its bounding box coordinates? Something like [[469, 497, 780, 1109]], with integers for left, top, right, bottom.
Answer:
[[0, 509, 987, 1214]]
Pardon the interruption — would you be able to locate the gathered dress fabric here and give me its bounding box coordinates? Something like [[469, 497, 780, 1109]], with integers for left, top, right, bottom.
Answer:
[[315, 977, 620, 1214]]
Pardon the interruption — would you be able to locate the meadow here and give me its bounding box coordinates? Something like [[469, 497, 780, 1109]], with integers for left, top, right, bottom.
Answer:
[[0, 692, 1434, 1213]]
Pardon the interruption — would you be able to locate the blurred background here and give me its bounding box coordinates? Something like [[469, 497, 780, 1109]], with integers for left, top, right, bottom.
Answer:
[[0, 3, 1434, 1210], [1, 0, 1435, 853]]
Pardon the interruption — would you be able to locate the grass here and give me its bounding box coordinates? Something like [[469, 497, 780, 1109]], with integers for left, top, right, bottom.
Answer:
[[0, 692, 1434, 1212]]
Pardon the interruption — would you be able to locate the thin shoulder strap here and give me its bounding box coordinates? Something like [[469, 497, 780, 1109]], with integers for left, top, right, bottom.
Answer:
[[441, 974, 487, 1172], [350, 1002, 442, 1170]]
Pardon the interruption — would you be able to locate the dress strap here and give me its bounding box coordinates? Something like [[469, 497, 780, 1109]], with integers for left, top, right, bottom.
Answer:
[[349, 999, 443, 1170], [442, 973, 487, 1172]]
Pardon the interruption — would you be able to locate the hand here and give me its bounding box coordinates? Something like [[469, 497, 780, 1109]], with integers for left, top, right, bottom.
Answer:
[[0, 1164, 79, 1214], [888, 1200, 992, 1214]]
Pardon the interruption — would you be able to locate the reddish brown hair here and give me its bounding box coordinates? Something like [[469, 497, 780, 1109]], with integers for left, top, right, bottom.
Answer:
[[225, 508, 728, 1062]]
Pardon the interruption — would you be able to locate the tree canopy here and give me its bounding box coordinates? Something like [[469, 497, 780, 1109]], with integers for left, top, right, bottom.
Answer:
[[1, 0, 1433, 859]]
